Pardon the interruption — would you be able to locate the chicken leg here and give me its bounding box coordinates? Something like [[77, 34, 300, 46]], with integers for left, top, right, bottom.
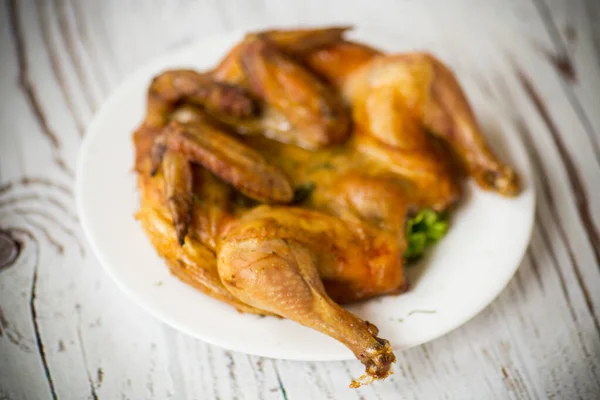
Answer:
[[303, 41, 520, 197], [412, 53, 520, 195], [217, 210, 396, 387]]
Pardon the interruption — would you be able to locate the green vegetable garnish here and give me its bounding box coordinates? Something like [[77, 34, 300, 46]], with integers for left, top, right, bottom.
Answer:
[[404, 209, 449, 262], [293, 182, 316, 204]]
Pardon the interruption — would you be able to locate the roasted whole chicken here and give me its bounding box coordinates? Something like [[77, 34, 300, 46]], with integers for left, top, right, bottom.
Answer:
[[133, 27, 520, 387]]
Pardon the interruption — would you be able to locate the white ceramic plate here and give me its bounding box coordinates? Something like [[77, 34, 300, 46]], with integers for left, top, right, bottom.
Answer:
[[76, 28, 535, 361]]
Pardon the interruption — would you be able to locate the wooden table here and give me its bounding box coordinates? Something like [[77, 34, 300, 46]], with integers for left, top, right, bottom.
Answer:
[[1, 1, 599, 399]]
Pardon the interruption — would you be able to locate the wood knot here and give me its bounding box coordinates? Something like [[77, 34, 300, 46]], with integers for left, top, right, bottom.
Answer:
[[0, 230, 21, 270]]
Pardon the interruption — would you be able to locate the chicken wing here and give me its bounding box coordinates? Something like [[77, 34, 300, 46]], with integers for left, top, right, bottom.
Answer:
[[152, 121, 294, 204], [212, 28, 352, 149], [239, 36, 351, 149], [161, 150, 193, 245], [146, 69, 259, 128]]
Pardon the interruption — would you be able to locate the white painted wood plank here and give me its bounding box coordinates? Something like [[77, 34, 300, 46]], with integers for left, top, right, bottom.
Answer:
[[3, 2, 180, 399], [537, 0, 600, 148], [2, 1, 600, 399], [0, 213, 53, 400]]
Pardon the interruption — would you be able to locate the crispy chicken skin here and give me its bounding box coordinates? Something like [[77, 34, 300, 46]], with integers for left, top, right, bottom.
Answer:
[[304, 44, 519, 196], [133, 26, 520, 387]]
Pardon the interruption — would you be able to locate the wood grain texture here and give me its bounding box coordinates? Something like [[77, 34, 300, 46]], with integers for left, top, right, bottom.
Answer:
[[1, 0, 599, 399]]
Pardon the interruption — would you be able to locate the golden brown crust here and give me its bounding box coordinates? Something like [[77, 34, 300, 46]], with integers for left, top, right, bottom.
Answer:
[[240, 37, 351, 149], [159, 121, 294, 203], [136, 206, 272, 316], [161, 151, 193, 245], [133, 26, 522, 387], [147, 70, 258, 125]]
